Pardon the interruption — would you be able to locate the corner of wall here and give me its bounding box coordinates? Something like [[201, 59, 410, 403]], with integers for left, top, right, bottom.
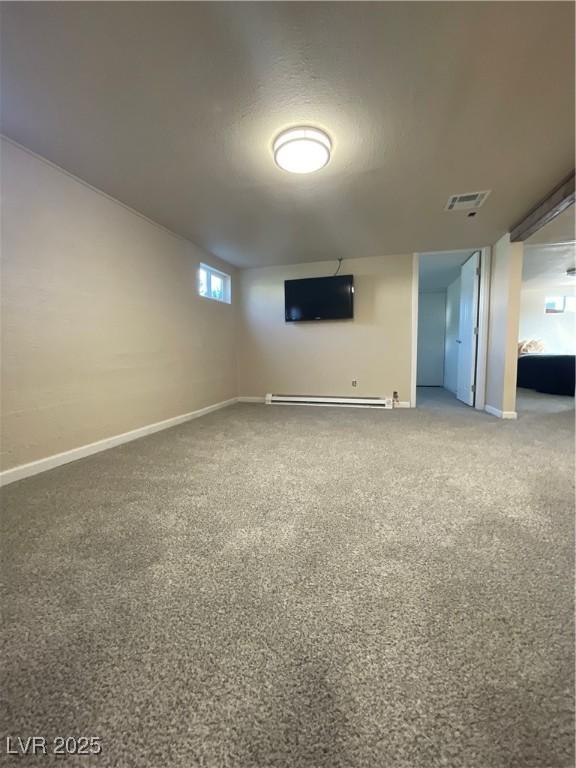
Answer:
[[485, 234, 523, 414]]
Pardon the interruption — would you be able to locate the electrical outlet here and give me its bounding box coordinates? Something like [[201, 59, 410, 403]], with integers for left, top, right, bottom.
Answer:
[[352, 379, 358, 387]]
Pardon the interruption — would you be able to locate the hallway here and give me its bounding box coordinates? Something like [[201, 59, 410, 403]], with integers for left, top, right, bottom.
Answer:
[[416, 386, 469, 411]]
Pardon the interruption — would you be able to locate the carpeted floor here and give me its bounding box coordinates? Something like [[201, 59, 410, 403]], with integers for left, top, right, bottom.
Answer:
[[1, 397, 574, 767], [516, 387, 576, 416]]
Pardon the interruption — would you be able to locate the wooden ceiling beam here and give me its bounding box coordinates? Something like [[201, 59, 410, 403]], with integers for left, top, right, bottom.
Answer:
[[510, 171, 575, 242]]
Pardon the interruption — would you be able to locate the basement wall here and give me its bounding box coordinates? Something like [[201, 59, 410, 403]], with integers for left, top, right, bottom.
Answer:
[[237, 255, 414, 401], [1, 139, 238, 470], [519, 283, 576, 355], [416, 292, 446, 386]]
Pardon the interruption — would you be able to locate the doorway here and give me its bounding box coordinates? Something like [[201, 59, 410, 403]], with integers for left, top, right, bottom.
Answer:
[[516, 204, 575, 416], [415, 249, 489, 409]]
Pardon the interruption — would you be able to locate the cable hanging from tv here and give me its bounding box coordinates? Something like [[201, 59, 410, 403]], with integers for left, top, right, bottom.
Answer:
[[333, 257, 343, 276]]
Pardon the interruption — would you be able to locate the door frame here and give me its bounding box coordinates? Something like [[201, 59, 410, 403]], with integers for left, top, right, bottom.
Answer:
[[410, 254, 419, 407], [474, 246, 491, 411], [411, 246, 491, 410]]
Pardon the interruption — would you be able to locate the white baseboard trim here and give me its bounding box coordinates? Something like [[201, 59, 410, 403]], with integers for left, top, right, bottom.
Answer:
[[0, 397, 237, 487], [396, 401, 412, 409], [485, 405, 518, 420], [0, 393, 415, 487]]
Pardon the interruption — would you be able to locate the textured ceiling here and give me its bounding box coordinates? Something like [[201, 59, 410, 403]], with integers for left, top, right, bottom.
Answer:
[[523, 242, 576, 290], [1, 2, 574, 267], [524, 204, 576, 289]]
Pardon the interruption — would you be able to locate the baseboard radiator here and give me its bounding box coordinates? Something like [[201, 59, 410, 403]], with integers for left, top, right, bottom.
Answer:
[[265, 394, 394, 409]]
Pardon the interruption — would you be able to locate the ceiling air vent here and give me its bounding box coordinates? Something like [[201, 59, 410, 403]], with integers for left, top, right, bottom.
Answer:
[[445, 190, 491, 212]]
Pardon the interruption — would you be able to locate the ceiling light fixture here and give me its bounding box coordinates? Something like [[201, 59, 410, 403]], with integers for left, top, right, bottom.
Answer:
[[273, 127, 332, 174]]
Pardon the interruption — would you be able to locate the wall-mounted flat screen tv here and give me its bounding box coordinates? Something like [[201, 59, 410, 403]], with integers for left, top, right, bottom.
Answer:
[[284, 274, 354, 322]]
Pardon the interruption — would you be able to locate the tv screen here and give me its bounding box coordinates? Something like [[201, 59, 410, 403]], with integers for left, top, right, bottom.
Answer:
[[284, 274, 354, 322]]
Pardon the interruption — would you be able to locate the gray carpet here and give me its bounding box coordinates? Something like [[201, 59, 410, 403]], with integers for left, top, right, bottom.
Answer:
[[1, 397, 574, 767]]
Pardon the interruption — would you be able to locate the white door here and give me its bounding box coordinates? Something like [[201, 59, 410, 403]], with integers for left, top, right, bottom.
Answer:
[[456, 251, 481, 406]]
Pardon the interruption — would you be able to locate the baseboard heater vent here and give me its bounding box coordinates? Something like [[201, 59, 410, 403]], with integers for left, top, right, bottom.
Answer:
[[265, 394, 393, 409]]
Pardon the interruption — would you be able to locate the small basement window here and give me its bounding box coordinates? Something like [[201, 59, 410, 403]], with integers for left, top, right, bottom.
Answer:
[[545, 296, 565, 313], [198, 263, 231, 304], [545, 295, 576, 314]]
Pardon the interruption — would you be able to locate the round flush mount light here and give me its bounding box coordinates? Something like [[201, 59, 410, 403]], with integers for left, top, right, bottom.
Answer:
[[273, 126, 332, 174]]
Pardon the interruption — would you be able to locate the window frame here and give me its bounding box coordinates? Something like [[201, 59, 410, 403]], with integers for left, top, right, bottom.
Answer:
[[198, 263, 231, 304], [544, 296, 563, 314]]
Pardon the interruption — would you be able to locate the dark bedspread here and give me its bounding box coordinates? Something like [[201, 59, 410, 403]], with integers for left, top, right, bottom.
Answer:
[[517, 354, 575, 396]]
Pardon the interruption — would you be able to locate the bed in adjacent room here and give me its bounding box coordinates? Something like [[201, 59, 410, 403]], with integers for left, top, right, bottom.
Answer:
[[517, 353, 575, 396]]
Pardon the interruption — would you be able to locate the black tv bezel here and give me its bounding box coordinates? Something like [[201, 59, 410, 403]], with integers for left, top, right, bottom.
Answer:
[[284, 274, 354, 323]]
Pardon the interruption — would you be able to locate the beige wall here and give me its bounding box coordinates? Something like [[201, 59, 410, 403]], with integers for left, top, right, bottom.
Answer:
[[237, 255, 414, 400], [1, 139, 238, 470], [485, 234, 524, 414]]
